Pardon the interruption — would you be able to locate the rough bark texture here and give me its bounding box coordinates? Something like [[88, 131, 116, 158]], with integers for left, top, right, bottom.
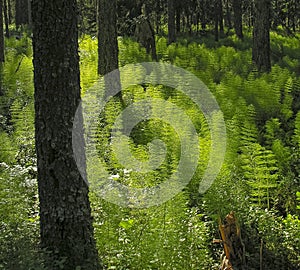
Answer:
[[15, 0, 28, 28], [168, 0, 176, 44], [219, 212, 245, 270], [0, 0, 5, 62], [32, 1, 100, 269], [233, 0, 243, 39], [252, 0, 271, 72], [98, 0, 118, 75]]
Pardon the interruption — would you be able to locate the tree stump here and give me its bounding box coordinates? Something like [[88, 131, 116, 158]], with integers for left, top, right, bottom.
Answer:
[[219, 212, 245, 270]]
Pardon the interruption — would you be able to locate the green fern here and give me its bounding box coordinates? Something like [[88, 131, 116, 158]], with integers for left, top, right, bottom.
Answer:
[[241, 143, 279, 209]]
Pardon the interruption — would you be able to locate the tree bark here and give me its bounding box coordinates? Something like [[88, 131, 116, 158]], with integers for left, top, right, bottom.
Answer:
[[32, 0, 101, 269], [15, 0, 28, 28], [0, 0, 5, 63], [168, 0, 176, 44], [233, 0, 243, 39], [3, 0, 9, 38], [252, 0, 271, 72], [97, 0, 118, 75]]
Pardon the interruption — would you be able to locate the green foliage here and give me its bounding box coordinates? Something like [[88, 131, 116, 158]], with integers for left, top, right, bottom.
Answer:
[[1, 30, 300, 269], [297, 192, 300, 210], [91, 193, 214, 269]]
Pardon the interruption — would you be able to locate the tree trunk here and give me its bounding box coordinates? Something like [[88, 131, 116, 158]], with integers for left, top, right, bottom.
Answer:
[[233, 0, 243, 39], [27, 0, 31, 27], [175, 5, 180, 34], [168, 0, 176, 44], [31, 0, 101, 269], [252, 0, 271, 72], [200, 0, 207, 30], [214, 0, 220, 41], [0, 0, 5, 63], [7, 0, 11, 24], [218, 0, 224, 35], [97, 0, 118, 75], [3, 0, 9, 38], [225, 0, 232, 29], [15, 0, 28, 28]]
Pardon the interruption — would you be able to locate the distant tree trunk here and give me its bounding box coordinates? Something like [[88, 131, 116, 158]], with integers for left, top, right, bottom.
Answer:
[[252, 0, 271, 72], [225, 0, 232, 29], [214, 0, 220, 41], [218, 0, 224, 35], [7, 0, 11, 24], [97, 0, 118, 75], [32, 0, 101, 269], [155, 1, 161, 34], [233, 0, 243, 39], [168, 0, 176, 44], [199, 0, 207, 30], [3, 0, 9, 37], [0, 0, 5, 63], [98, 0, 124, 105], [15, 0, 28, 28], [175, 5, 180, 34]]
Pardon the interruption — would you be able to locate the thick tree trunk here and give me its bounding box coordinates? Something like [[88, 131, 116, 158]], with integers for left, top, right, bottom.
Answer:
[[168, 0, 176, 44], [233, 0, 243, 39], [0, 0, 5, 63], [252, 0, 271, 72], [97, 0, 118, 75], [15, 0, 28, 28], [31, 0, 101, 269], [3, 0, 9, 38]]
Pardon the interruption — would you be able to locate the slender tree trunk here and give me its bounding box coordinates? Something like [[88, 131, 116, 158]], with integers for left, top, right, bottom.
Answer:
[[225, 0, 232, 29], [214, 0, 220, 41], [155, 1, 161, 34], [175, 5, 180, 34], [168, 0, 176, 44], [0, 0, 5, 63], [200, 0, 206, 30], [7, 0, 11, 24], [218, 0, 224, 35], [233, 0, 243, 39], [97, 0, 118, 75], [98, 0, 124, 105], [31, 0, 101, 269], [3, 0, 9, 37], [252, 0, 271, 72]]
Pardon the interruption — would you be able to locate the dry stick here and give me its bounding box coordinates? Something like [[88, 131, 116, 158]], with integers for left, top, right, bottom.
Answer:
[[15, 55, 24, 73]]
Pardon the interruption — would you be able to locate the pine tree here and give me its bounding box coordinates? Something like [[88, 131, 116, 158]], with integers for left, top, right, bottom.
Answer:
[[32, 0, 100, 268]]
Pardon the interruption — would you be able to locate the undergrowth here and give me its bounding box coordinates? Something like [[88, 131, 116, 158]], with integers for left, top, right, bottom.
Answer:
[[0, 31, 299, 269]]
